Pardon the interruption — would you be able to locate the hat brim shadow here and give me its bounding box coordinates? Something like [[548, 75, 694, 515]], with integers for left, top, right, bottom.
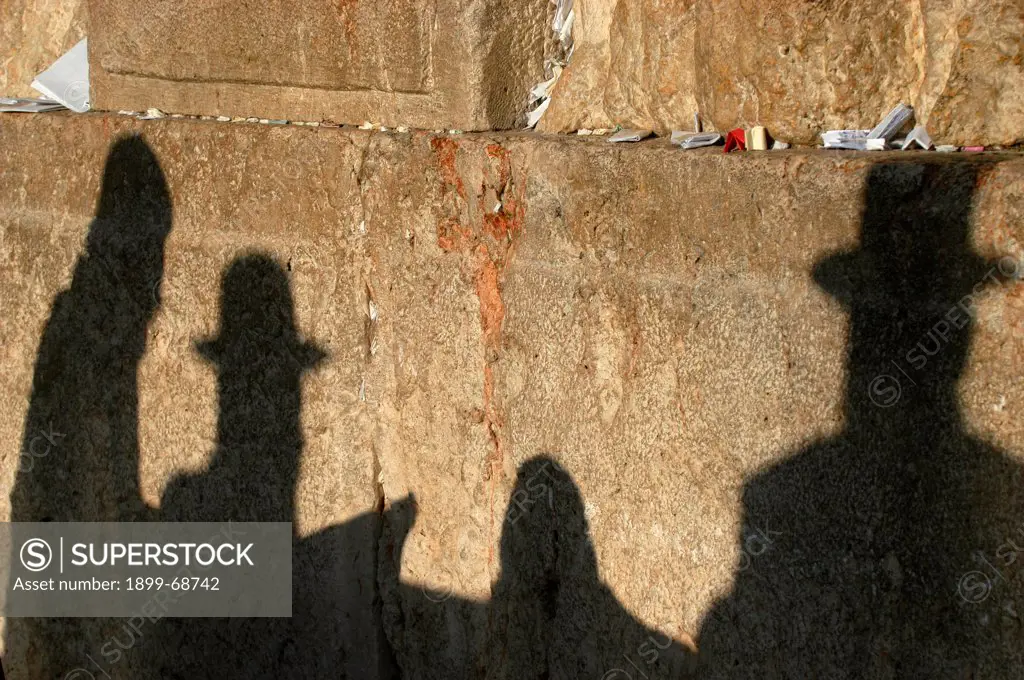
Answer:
[[194, 336, 328, 370]]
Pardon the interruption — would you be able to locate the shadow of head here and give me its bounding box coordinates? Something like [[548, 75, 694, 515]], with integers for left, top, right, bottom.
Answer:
[[692, 160, 1024, 678], [500, 455, 599, 584], [86, 134, 173, 313], [813, 161, 1010, 392], [197, 253, 326, 372]]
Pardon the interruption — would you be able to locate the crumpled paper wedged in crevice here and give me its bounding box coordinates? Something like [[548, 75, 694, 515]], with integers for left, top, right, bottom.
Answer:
[[525, 0, 574, 128]]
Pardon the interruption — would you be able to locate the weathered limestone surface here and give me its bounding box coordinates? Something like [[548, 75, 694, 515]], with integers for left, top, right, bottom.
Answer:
[[8, 1, 1019, 144], [541, 0, 1024, 147], [0, 0, 85, 97], [542, 0, 700, 136], [4, 1, 1020, 144], [87, 0, 552, 130], [1, 114, 1023, 678]]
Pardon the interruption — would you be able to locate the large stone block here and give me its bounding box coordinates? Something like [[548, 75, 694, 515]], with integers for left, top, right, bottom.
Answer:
[[87, 0, 551, 129], [372, 131, 1024, 678], [541, 0, 1024, 147], [541, 0, 699, 135], [694, 0, 1024, 147]]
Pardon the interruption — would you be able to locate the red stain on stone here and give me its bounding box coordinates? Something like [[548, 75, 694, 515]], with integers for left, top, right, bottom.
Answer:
[[431, 137, 467, 202], [338, 0, 360, 49], [473, 246, 508, 569], [428, 140, 528, 565], [484, 203, 519, 242], [474, 249, 506, 351], [436, 218, 474, 254], [482, 143, 525, 242], [431, 137, 472, 253], [486, 143, 512, 186]]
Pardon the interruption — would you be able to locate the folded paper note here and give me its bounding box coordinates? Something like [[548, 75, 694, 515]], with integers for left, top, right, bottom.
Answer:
[[670, 131, 723, 149], [0, 97, 65, 113], [724, 128, 746, 153], [901, 126, 933, 150], [32, 38, 90, 113], [608, 129, 653, 143], [868, 103, 913, 141], [749, 126, 768, 151]]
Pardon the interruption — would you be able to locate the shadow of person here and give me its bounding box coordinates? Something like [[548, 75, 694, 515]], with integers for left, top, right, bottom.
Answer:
[[12, 134, 171, 523], [6, 135, 173, 679], [697, 161, 1024, 678], [489, 457, 694, 679], [159, 254, 326, 524], [145, 254, 399, 680], [384, 456, 694, 679]]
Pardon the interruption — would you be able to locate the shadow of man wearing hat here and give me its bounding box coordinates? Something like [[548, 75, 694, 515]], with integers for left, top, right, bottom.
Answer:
[[6, 141, 402, 679], [697, 161, 1024, 678], [160, 254, 326, 524], [147, 254, 400, 679]]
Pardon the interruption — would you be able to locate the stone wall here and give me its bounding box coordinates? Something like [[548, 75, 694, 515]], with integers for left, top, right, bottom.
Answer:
[[541, 0, 1024, 147], [3, 1, 1020, 144], [1, 113, 1023, 677], [87, 0, 553, 130]]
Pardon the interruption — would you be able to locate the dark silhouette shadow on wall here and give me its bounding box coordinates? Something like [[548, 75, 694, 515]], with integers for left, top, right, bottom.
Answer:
[[160, 254, 326, 524], [698, 161, 1024, 678], [488, 457, 694, 679], [145, 254, 397, 680], [383, 456, 695, 679], [12, 135, 171, 524], [14, 142, 1020, 680], [6, 139, 399, 679], [6, 136, 172, 679]]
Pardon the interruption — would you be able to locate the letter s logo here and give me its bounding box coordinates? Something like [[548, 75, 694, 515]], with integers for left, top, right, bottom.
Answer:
[[867, 374, 901, 408], [21, 538, 52, 572]]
